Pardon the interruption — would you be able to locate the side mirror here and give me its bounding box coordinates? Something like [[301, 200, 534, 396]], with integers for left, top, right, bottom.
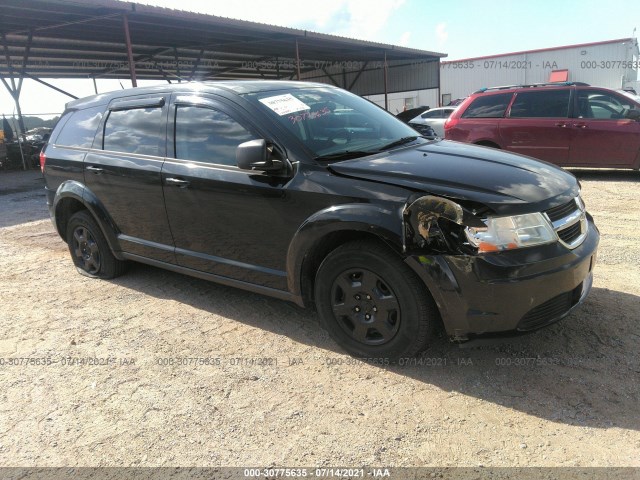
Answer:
[[625, 109, 640, 121], [236, 139, 287, 173], [237, 139, 267, 170]]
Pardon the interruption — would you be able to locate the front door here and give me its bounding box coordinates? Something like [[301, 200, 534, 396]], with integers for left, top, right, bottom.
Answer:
[[161, 95, 296, 291], [569, 89, 640, 167]]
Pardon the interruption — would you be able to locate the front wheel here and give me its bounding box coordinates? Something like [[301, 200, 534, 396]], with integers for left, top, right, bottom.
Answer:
[[66, 210, 127, 279], [314, 240, 438, 359]]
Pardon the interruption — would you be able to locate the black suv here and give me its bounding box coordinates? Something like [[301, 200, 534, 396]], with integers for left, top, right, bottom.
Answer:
[[42, 81, 599, 359]]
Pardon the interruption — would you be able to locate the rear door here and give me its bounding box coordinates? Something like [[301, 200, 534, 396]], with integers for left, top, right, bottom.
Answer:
[[84, 95, 175, 262], [499, 88, 572, 165], [569, 88, 640, 167], [160, 94, 294, 291]]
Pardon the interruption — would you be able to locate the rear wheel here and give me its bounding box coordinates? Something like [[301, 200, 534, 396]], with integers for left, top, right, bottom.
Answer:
[[66, 210, 127, 279], [314, 240, 438, 359]]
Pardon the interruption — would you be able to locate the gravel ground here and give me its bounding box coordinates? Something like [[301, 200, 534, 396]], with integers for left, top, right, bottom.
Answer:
[[0, 168, 639, 468]]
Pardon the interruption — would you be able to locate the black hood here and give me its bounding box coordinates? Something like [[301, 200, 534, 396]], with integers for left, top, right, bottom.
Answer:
[[329, 140, 579, 215]]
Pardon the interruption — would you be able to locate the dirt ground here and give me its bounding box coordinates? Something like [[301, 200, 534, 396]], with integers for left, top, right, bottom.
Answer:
[[0, 168, 639, 469]]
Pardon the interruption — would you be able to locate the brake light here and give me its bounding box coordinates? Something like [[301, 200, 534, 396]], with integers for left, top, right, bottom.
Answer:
[[39, 149, 46, 173]]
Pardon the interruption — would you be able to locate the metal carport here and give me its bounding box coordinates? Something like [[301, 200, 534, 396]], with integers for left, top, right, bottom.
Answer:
[[0, 0, 445, 168]]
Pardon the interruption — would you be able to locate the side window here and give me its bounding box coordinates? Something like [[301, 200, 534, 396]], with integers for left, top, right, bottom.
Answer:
[[55, 107, 104, 148], [421, 110, 439, 119], [461, 93, 512, 118], [174, 105, 256, 166], [577, 90, 635, 120], [509, 90, 570, 118], [103, 107, 163, 156]]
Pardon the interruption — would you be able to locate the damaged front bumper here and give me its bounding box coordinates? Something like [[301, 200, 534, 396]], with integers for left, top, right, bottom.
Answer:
[[404, 215, 599, 340]]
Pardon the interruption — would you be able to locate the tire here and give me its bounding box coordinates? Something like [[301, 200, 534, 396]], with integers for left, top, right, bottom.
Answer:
[[314, 240, 438, 359], [66, 210, 127, 279]]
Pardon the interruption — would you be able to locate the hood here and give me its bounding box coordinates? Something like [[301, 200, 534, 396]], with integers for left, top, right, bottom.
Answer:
[[329, 140, 579, 215]]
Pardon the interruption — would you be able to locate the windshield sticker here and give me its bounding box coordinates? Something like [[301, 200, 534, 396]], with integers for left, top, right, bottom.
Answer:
[[259, 94, 310, 116], [289, 106, 331, 125]]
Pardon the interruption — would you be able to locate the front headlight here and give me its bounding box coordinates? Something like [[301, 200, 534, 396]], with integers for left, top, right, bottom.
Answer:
[[464, 212, 557, 253]]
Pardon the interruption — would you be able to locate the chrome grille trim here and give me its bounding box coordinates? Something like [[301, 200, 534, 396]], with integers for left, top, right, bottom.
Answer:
[[544, 197, 587, 249]]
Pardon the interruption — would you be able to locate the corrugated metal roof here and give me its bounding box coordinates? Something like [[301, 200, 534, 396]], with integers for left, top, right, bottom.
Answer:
[[0, 0, 445, 81]]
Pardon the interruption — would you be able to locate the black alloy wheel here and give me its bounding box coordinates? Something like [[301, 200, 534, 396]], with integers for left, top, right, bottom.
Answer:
[[66, 210, 127, 279], [71, 225, 101, 275], [315, 240, 438, 359], [330, 268, 401, 346]]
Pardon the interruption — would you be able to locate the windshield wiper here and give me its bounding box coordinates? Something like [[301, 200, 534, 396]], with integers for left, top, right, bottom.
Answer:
[[314, 150, 373, 162], [377, 136, 420, 151]]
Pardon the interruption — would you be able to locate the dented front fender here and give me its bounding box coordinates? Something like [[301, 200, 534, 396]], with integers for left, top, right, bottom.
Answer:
[[403, 195, 485, 253]]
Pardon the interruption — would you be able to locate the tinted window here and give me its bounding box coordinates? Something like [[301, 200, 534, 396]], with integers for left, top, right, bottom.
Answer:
[[509, 90, 570, 118], [175, 106, 256, 166], [462, 93, 512, 118], [577, 90, 636, 120], [103, 107, 163, 156], [55, 107, 103, 148]]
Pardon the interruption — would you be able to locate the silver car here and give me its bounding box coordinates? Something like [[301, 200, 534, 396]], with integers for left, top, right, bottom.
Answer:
[[409, 106, 456, 137]]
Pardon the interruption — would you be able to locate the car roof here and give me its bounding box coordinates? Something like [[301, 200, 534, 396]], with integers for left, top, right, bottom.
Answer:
[[471, 81, 591, 96], [64, 80, 337, 111]]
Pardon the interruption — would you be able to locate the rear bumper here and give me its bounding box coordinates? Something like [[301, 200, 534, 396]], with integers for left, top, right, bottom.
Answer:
[[405, 215, 599, 340]]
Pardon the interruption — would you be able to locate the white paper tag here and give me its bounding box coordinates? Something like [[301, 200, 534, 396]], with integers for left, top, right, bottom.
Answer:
[[259, 94, 310, 116]]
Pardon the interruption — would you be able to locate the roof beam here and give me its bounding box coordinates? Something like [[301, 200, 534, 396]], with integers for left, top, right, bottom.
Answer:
[[122, 14, 137, 87], [7, 12, 126, 36]]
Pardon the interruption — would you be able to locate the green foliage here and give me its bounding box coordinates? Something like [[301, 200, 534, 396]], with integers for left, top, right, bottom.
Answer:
[[2, 115, 60, 132]]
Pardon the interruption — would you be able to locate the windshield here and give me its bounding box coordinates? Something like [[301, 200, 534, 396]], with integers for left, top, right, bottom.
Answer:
[[243, 86, 426, 160]]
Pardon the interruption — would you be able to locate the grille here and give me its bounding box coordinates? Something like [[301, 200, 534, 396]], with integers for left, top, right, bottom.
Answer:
[[544, 196, 586, 249], [517, 283, 583, 331], [546, 199, 579, 222], [558, 221, 583, 244]]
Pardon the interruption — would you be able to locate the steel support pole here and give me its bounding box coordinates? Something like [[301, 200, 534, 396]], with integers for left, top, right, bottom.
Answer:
[[12, 96, 28, 170], [436, 58, 441, 107], [1, 33, 27, 169], [295, 39, 301, 81], [383, 51, 389, 110], [122, 14, 137, 87]]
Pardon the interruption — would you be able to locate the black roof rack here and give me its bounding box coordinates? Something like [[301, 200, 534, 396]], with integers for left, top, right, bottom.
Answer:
[[473, 82, 590, 94]]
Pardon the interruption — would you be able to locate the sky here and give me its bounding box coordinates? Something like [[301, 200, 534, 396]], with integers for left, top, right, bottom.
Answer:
[[1, 0, 638, 119]]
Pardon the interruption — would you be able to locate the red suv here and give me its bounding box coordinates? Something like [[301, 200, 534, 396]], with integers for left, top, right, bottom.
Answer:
[[444, 82, 640, 169]]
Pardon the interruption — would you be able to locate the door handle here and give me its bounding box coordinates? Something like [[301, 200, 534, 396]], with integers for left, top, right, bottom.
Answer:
[[165, 177, 190, 188], [573, 123, 588, 129], [555, 122, 568, 128], [86, 166, 104, 174]]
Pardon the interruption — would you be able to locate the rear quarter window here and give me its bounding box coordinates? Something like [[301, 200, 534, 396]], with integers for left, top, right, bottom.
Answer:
[[462, 93, 512, 118], [54, 106, 104, 148]]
